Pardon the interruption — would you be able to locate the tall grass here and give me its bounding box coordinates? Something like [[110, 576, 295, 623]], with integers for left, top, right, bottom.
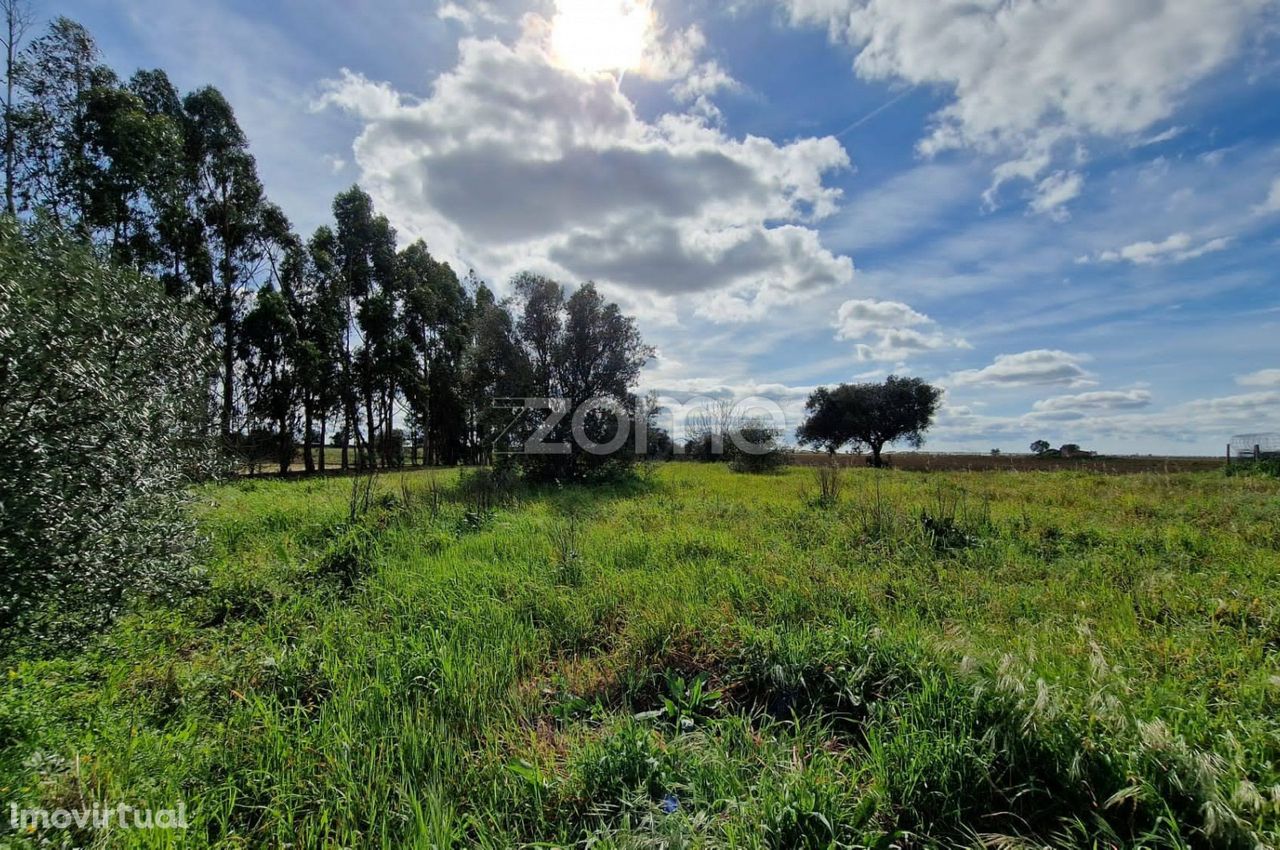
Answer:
[[1, 465, 1277, 847]]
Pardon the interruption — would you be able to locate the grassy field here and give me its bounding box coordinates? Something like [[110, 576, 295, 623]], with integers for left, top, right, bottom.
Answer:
[[2, 464, 1278, 848]]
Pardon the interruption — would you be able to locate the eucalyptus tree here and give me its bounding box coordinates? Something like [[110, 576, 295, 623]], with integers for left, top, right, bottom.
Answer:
[[12, 17, 108, 221], [463, 279, 530, 465], [75, 81, 183, 265], [332, 185, 397, 468], [513, 272, 564, 396], [126, 68, 196, 295], [1, 0, 33, 215], [292, 226, 345, 472], [507, 277, 652, 481], [239, 282, 299, 474], [13, 34, 189, 275], [6, 18, 190, 275], [183, 85, 266, 445], [399, 240, 471, 465]]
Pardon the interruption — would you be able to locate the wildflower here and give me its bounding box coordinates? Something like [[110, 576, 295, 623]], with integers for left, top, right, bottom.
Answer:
[[660, 793, 679, 815]]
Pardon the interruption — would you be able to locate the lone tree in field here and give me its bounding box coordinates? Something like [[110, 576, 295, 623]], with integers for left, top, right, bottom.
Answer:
[[1030, 439, 1051, 456], [798, 376, 942, 468]]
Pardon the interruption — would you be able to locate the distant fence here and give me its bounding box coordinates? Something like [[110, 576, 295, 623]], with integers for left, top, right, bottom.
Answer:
[[1228, 433, 1280, 462]]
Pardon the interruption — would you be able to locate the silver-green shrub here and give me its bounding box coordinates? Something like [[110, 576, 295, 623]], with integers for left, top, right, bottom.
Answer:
[[0, 218, 219, 646]]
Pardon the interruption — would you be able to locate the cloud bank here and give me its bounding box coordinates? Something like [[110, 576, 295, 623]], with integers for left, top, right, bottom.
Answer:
[[950, 350, 1094, 388], [833, 298, 969, 361], [784, 0, 1276, 213], [317, 17, 856, 322]]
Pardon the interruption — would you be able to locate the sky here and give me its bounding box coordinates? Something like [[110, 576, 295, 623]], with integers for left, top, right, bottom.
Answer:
[[58, 0, 1280, 455]]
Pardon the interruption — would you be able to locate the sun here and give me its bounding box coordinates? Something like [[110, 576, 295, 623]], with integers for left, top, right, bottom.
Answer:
[[550, 0, 651, 76]]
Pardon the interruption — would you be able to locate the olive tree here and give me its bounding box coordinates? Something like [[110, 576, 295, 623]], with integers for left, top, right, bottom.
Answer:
[[0, 218, 218, 644], [797, 376, 942, 468]]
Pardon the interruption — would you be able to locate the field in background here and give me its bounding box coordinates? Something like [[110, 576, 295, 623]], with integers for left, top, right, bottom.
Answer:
[[2, 464, 1277, 847], [251, 449, 1225, 477], [788, 451, 1223, 474]]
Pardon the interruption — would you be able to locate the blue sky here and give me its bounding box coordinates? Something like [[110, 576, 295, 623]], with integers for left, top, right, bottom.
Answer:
[[60, 0, 1280, 454]]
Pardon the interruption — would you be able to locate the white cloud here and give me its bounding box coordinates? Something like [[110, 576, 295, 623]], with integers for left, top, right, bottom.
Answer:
[[832, 298, 969, 361], [1094, 232, 1233, 265], [436, 1, 519, 29], [318, 22, 854, 321], [641, 376, 816, 403], [1257, 177, 1280, 214], [784, 0, 1274, 206], [671, 60, 743, 123], [639, 23, 708, 82], [834, 298, 929, 338], [1028, 170, 1083, 221], [637, 367, 820, 439], [1032, 389, 1152, 412], [1176, 389, 1280, 422], [1028, 389, 1153, 420], [854, 328, 968, 362], [1238, 369, 1280, 387], [982, 149, 1051, 209], [671, 60, 739, 101], [950, 350, 1094, 388], [1033, 389, 1280, 444], [1132, 126, 1186, 148], [313, 69, 403, 120], [931, 386, 1280, 450]]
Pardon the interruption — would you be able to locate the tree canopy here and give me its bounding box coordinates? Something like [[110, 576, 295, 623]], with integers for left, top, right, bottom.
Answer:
[[505, 277, 654, 481], [798, 376, 942, 467]]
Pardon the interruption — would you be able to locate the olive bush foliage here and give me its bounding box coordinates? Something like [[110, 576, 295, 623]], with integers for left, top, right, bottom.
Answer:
[[0, 218, 219, 644]]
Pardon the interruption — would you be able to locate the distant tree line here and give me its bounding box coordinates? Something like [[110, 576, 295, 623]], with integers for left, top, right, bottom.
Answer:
[[0, 7, 653, 477], [1030, 440, 1095, 459]]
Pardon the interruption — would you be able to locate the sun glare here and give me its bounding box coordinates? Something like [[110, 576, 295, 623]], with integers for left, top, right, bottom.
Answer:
[[550, 0, 650, 76]]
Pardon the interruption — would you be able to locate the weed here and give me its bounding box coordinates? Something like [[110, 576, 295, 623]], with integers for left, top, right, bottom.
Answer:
[[196, 572, 278, 626], [850, 472, 901, 545], [458, 465, 520, 512], [551, 516, 585, 587], [917, 484, 992, 552], [576, 719, 672, 804], [805, 463, 843, 508], [657, 671, 721, 731], [312, 523, 376, 588]]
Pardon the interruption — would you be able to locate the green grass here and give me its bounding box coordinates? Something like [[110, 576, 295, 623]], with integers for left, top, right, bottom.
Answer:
[[2, 464, 1279, 848]]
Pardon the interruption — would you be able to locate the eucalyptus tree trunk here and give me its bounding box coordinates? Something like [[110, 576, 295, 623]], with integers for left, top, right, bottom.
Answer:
[[303, 403, 314, 474]]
